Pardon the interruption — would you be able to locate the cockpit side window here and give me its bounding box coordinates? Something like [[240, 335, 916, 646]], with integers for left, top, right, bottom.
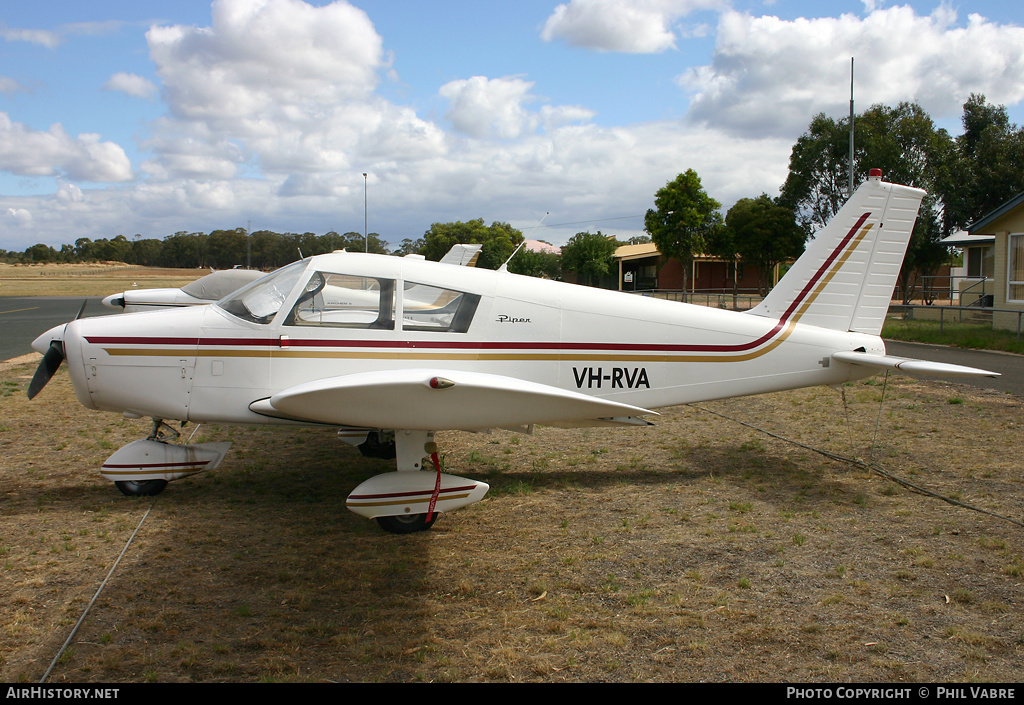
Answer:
[[286, 272, 396, 329], [402, 281, 480, 333]]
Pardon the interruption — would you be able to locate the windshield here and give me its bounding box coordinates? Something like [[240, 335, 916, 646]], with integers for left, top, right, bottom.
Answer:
[[216, 260, 306, 324]]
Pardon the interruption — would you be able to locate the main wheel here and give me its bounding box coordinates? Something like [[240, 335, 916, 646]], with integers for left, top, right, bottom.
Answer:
[[115, 479, 168, 497], [376, 513, 437, 534]]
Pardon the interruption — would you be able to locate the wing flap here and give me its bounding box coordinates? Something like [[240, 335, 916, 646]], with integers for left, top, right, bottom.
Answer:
[[256, 369, 656, 430], [832, 351, 999, 378]]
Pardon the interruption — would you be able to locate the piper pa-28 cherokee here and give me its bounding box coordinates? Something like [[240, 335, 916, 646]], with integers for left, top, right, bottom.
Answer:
[[28, 171, 997, 533]]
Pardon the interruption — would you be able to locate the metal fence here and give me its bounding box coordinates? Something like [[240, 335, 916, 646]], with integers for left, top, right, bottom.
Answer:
[[627, 289, 763, 311], [628, 288, 1023, 340], [889, 303, 1023, 340]]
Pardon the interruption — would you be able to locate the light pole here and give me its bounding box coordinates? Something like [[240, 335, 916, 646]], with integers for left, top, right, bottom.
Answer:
[[363, 172, 368, 253]]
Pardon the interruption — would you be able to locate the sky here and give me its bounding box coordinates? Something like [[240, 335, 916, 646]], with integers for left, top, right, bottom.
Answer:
[[1, 0, 1023, 253]]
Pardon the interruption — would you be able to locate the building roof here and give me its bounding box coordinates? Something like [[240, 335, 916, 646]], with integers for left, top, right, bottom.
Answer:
[[614, 243, 660, 261], [523, 239, 560, 254], [967, 191, 1024, 233], [939, 231, 995, 248]]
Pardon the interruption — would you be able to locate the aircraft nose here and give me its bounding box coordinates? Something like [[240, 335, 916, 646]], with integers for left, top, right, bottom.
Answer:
[[31, 323, 67, 356]]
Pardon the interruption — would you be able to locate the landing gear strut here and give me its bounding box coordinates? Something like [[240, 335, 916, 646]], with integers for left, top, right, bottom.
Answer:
[[357, 430, 397, 459]]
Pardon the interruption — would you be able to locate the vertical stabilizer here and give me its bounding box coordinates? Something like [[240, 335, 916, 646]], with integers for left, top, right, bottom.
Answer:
[[748, 170, 925, 335]]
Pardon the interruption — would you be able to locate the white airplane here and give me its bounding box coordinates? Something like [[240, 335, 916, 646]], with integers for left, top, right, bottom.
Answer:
[[101, 244, 484, 313], [28, 171, 996, 533]]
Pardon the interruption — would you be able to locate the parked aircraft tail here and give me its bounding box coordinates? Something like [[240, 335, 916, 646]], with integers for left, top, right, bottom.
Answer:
[[748, 170, 925, 336]]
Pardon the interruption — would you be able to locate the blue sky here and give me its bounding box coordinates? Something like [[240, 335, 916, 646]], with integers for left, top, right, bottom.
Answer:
[[2, 0, 1023, 252]]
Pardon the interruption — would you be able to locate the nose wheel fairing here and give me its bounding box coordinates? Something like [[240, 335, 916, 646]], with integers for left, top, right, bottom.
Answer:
[[100, 438, 232, 486]]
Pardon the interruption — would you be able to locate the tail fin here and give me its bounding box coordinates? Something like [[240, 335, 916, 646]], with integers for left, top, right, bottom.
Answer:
[[439, 243, 483, 267], [748, 170, 925, 335]]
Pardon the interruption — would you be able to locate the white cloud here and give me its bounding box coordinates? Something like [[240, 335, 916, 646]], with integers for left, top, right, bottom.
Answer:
[[541, 0, 726, 53], [0, 24, 61, 48], [681, 7, 1024, 138], [103, 72, 158, 99], [0, 76, 26, 95], [141, 0, 447, 183], [439, 76, 595, 140], [440, 76, 539, 139], [7, 208, 33, 226], [6, 0, 1023, 255], [0, 113, 133, 182], [147, 0, 384, 123], [55, 181, 84, 204]]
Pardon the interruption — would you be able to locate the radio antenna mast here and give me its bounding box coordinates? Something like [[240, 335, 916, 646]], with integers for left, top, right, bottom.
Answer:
[[848, 57, 855, 198]]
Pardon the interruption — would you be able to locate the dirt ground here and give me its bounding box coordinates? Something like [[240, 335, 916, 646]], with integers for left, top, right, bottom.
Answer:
[[1, 354, 1022, 683]]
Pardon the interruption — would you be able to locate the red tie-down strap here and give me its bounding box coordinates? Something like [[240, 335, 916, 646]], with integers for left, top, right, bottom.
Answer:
[[426, 452, 442, 523]]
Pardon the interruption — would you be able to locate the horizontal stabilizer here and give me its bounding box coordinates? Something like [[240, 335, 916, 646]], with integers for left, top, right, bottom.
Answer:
[[832, 351, 999, 378], [253, 369, 656, 430]]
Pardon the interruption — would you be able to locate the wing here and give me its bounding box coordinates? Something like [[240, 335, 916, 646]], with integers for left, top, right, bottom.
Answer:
[[832, 351, 999, 378], [249, 369, 656, 430]]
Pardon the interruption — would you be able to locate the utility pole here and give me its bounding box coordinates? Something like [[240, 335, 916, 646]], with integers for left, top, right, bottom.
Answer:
[[848, 57, 855, 198], [363, 172, 368, 253]]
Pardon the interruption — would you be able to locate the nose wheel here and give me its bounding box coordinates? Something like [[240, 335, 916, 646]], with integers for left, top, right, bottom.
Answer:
[[115, 479, 169, 497]]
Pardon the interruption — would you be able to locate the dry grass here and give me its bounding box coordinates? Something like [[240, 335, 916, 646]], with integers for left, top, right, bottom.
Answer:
[[0, 263, 202, 297], [2, 357, 1023, 683]]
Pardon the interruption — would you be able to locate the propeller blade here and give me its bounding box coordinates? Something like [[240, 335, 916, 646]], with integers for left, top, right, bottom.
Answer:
[[75, 299, 88, 320], [27, 341, 65, 400]]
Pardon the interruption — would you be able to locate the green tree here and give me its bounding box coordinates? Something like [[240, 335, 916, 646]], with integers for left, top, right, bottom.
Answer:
[[645, 170, 723, 294], [420, 219, 523, 270], [160, 232, 205, 268], [317, 230, 389, 254], [24, 243, 57, 262], [393, 237, 426, 257], [132, 237, 165, 267], [507, 247, 561, 279], [560, 231, 617, 286], [780, 102, 952, 301], [207, 228, 249, 268], [938, 94, 1024, 233], [723, 195, 805, 295], [74, 237, 95, 261]]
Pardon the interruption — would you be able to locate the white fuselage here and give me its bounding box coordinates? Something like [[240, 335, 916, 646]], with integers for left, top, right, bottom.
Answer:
[[56, 252, 882, 429]]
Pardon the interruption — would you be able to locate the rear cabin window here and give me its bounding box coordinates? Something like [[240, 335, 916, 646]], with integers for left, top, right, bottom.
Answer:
[[402, 281, 480, 333], [287, 272, 396, 329]]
